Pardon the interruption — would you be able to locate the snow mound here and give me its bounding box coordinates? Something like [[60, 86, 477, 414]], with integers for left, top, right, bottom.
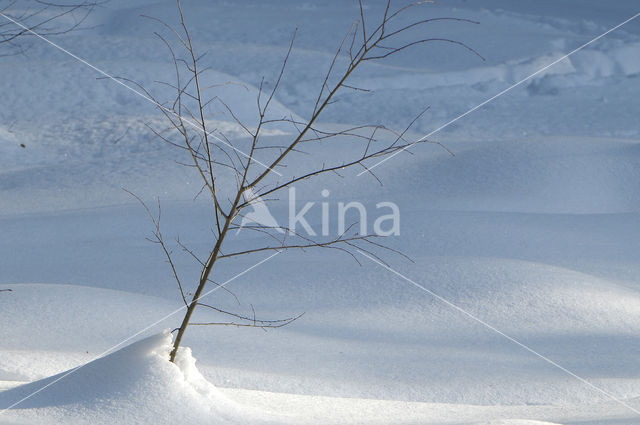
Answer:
[[0, 333, 280, 425], [391, 136, 640, 214]]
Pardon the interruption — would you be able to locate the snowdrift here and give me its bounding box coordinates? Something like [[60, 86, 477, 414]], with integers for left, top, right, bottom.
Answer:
[[2, 332, 630, 425], [0, 333, 278, 425], [384, 136, 640, 214]]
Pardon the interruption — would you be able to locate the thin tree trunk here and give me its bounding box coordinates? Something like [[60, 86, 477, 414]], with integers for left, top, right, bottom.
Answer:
[[169, 218, 229, 361], [169, 189, 242, 362]]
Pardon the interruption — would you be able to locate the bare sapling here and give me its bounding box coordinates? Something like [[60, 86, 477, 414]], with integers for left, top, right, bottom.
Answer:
[[129, 0, 481, 362]]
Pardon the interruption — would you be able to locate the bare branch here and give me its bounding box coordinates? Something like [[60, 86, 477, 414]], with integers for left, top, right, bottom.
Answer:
[[123, 189, 189, 306], [1, 1, 101, 54]]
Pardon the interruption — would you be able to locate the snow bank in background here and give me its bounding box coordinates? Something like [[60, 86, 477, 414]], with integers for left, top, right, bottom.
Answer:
[[0, 333, 279, 425], [358, 42, 640, 94], [387, 136, 640, 214]]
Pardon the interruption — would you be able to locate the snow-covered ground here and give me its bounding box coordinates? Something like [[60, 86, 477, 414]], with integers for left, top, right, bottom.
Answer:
[[1, 0, 640, 424]]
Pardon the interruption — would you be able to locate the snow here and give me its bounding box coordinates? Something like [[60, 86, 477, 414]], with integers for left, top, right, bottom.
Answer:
[[1, 329, 638, 424], [0, 333, 279, 424], [2, 0, 640, 424]]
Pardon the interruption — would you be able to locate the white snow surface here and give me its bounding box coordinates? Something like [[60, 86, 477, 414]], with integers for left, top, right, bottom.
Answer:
[[2, 0, 640, 424], [0, 332, 281, 424]]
